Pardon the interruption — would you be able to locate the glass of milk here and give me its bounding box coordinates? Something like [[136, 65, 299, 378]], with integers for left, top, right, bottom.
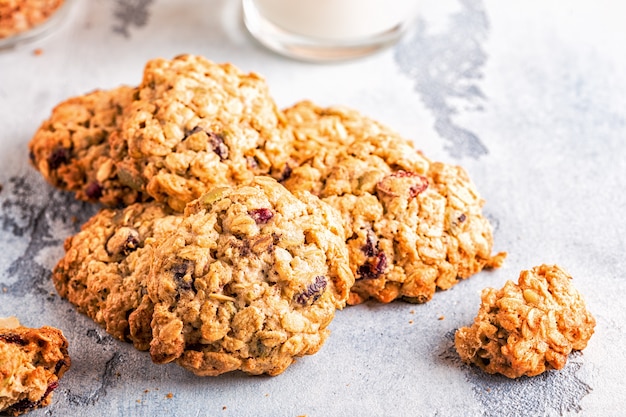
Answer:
[[242, 0, 418, 61]]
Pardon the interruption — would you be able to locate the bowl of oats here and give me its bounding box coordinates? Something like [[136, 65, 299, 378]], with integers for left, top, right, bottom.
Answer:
[[0, 0, 73, 49]]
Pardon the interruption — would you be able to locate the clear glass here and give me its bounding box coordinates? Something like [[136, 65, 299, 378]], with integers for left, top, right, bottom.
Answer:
[[0, 0, 74, 51], [242, 0, 418, 62]]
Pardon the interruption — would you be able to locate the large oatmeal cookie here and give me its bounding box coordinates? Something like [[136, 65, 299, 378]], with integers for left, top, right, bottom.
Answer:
[[282, 101, 505, 305], [28, 86, 142, 207], [147, 176, 354, 376], [454, 264, 596, 378], [108, 54, 294, 211], [0, 317, 70, 416], [53, 202, 183, 351]]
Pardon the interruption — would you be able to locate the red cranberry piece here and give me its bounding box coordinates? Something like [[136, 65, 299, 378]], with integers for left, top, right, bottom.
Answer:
[[294, 276, 327, 305], [361, 231, 377, 258], [85, 182, 103, 199], [0, 333, 27, 345], [357, 252, 388, 280], [207, 132, 229, 160], [249, 208, 274, 224], [47, 146, 70, 170], [376, 171, 429, 199]]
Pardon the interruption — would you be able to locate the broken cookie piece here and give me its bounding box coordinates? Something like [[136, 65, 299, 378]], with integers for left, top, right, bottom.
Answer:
[[454, 264, 595, 378], [0, 317, 70, 416]]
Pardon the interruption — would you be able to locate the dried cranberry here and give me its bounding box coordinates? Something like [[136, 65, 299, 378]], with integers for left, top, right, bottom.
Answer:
[[208, 132, 229, 160], [408, 178, 429, 198], [171, 260, 195, 292], [46, 380, 59, 394], [0, 333, 27, 345], [294, 276, 327, 305], [361, 231, 377, 258], [357, 252, 388, 280], [47, 146, 70, 170], [85, 182, 103, 199], [7, 398, 38, 413], [279, 164, 293, 182], [249, 208, 274, 224], [376, 171, 429, 199]]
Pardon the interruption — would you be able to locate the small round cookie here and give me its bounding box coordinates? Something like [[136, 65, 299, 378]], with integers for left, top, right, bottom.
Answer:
[[282, 101, 505, 305], [53, 202, 183, 351], [454, 264, 596, 378], [28, 85, 143, 207], [0, 317, 70, 416], [107, 54, 295, 211], [147, 176, 354, 376]]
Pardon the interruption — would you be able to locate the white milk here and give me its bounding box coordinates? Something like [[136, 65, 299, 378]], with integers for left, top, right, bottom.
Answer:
[[251, 0, 418, 41]]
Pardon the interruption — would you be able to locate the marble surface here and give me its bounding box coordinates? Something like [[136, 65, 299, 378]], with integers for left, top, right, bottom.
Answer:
[[1, 0, 625, 416]]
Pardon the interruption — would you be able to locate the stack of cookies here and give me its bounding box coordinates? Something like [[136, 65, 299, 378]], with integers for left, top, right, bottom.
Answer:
[[26, 54, 593, 381]]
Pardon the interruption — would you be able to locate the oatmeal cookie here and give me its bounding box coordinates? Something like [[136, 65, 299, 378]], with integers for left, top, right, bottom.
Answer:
[[28, 86, 143, 207], [454, 264, 596, 378], [108, 54, 294, 211], [0, 0, 64, 39], [0, 317, 70, 416], [282, 101, 505, 305], [148, 176, 353, 376], [53, 202, 183, 351]]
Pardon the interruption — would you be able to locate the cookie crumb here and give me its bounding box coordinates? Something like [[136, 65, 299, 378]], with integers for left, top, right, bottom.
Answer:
[[33, 48, 43, 55], [408, 320, 414, 324], [166, 392, 173, 399], [222, 406, 227, 410], [438, 315, 444, 320]]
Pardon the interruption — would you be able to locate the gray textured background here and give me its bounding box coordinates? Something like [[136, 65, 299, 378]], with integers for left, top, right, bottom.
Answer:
[[1, 0, 625, 416]]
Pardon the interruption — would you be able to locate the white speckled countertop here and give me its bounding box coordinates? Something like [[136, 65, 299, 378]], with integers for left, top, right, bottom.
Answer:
[[1, 0, 625, 416]]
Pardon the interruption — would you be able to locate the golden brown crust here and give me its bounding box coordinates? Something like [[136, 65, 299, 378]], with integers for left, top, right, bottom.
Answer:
[[454, 264, 595, 378]]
